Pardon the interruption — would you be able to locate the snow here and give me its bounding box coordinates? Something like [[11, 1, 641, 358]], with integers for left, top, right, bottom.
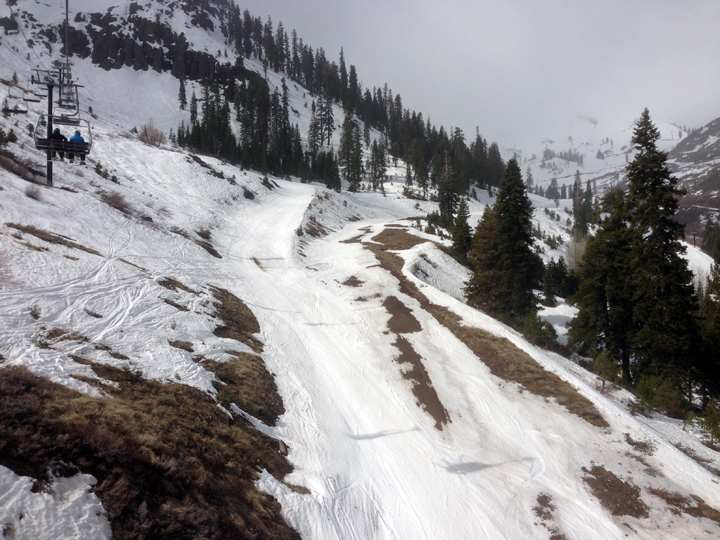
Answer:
[[0, 467, 111, 540], [1, 3, 720, 539]]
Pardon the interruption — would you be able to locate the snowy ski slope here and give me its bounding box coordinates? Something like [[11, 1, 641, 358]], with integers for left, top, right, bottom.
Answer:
[[1, 1, 720, 538]]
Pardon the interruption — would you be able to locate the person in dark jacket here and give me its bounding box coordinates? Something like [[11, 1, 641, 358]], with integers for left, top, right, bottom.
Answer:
[[49, 127, 67, 160], [68, 130, 86, 164]]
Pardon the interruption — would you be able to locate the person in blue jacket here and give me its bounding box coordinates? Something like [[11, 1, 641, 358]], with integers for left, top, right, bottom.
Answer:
[[68, 130, 85, 164]]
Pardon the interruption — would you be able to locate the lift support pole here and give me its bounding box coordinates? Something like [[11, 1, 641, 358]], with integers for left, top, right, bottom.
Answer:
[[46, 83, 54, 187]]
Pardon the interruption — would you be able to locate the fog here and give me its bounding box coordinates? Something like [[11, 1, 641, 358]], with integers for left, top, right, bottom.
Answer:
[[238, 0, 720, 153]]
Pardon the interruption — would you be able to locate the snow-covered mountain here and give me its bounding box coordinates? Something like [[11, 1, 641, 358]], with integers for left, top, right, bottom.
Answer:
[[1, 2, 720, 539], [514, 113, 720, 230]]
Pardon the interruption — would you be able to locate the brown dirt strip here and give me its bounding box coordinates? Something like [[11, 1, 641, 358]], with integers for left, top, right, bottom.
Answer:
[[365, 227, 609, 428], [393, 335, 450, 430], [6, 223, 102, 257], [648, 489, 720, 525], [383, 296, 422, 334], [200, 351, 285, 427], [210, 286, 264, 353], [582, 465, 649, 518]]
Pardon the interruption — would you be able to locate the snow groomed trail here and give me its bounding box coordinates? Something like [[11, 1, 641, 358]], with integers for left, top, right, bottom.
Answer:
[[215, 180, 623, 540]]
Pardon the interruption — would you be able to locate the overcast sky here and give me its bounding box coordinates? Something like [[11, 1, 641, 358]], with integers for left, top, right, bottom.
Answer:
[[238, 0, 720, 152]]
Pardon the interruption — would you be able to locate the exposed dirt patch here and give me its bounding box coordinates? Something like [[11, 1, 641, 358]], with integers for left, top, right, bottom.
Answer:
[[200, 351, 285, 427], [157, 277, 196, 295], [393, 336, 450, 430], [533, 493, 567, 540], [18, 241, 48, 252], [37, 328, 89, 349], [674, 443, 720, 476], [582, 465, 649, 518], [93, 344, 130, 361], [342, 276, 364, 287], [84, 308, 103, 318], [649, 488, 720, 525], [383, 296, 422, 334], [304, 218, 330, 238], [625, 433, 655, 456], [0, 365, 300, 540], [210, 286, 263, 353], [365, 232, 609, 428], [163, 298, 188, 312], [168, 340, 194, 353], [194, 239, 222, 259], [370, 227, 427, 251], [6, 223, 102, 257], [341, 234, 365, 244]]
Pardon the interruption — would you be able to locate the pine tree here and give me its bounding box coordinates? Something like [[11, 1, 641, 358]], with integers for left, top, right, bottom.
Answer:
[[189, 91, 198, 126], [568, 188, 634, 382], [466, 158, 538, 319], [437, 153, 458, 228], [178, 78, 187, 110], [466, 208, 504, 315], [628, 109, 700, 408], [452, 197, 472, 259]]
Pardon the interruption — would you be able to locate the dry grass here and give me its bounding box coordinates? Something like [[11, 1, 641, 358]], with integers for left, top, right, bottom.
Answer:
[[533, 493, 568, 540], [100, 191, 132, 215], [24, 184, 42, 201], [168, 340, 194, 353], [6, 223, 102, 257], [195, 239, 222, 259], [365, 228, 609, 428], [200, 351, 285, 427], [582, 465, 649, 518], [625, 433, 656, 456], [393, 335, 450, 430], [157, 277, 196, 295], [383, 296, 422, 334], [210, 286, 263, 353], [649, 488, 720, 525], [342, 276, 364, 287], [304, 217, 330, 238], [163, 298, 189, 312], [196, 228, 212, 241], [0, 365, 300, 540], [138, 121, 167, 147], [674, 443, 720, 477]]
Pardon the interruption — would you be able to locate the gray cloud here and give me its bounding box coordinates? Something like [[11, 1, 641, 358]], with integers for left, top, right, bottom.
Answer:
[[239, 0, 720, 152]]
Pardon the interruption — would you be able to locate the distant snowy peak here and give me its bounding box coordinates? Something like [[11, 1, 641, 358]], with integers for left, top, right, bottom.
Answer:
[[669, 116, 720, 164]]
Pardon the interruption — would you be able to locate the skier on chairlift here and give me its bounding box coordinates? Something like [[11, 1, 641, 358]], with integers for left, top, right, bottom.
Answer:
[[68, 130, 86, 164], [50, 127, 67, 160]]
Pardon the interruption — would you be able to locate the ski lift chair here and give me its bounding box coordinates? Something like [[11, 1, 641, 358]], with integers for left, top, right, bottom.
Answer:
[[34, 114, 92, 160], [2, 87, 28, 114]]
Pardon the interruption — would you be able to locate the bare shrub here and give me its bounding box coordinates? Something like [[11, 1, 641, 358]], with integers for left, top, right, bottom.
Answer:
[[565, 231, 587, 271], [24, 184, 42, 201], [101, 191, 132, 214], [138, 121, 167, 147]]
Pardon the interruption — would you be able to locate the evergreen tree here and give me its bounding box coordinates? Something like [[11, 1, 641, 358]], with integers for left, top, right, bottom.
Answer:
[[179, 77, 187, 110], [628, 109, 700, 407], [452, 197, 473, 259], [339, 114, 362, 191], [699, 264, 720, 400], [189, 90, 198, 126], [466, 158, 538, 319], [437, 153, 458, 228], [466, 208, 504, 315], [568, 188, 634, 382]]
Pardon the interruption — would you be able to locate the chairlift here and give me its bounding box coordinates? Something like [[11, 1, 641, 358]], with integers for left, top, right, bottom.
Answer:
[[34, 114, 92, 158], [57, 84, 79, 112], [2, 87, 28, 114]]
